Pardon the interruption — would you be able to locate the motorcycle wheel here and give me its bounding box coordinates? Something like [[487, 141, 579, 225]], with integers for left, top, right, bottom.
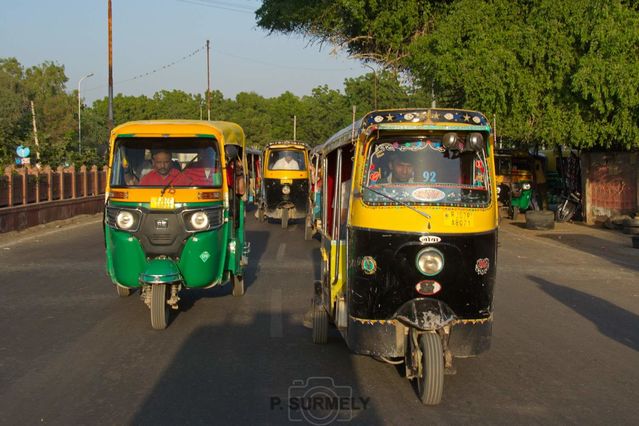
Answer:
[[556, 200, 578, 222]]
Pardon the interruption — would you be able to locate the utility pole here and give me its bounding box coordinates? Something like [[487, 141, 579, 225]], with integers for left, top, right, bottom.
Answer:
[[431, 80, 436, 108], [78, 73, 94, 155], [206, 39, 211, 121], [107, 0, 114, 131], [293, 115, 297, 141], [30, 101, 40, 161]]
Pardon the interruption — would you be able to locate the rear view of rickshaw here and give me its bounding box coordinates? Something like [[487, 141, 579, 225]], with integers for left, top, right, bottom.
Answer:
[[104, 120, 248, 330], [311, 109, 497, 405], [257, 141, 310, 229]]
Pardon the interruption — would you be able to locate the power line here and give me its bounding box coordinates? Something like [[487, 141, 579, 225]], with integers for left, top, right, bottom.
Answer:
[[213, 48, 356, 72], [84, 44, 206, 92], [176, 0, 256, 14]]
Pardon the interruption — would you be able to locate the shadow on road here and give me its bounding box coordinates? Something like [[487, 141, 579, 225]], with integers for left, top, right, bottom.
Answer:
[[131, 312, 382, 425], [530, 275, 639, 352], [536, 233, 639, 272]]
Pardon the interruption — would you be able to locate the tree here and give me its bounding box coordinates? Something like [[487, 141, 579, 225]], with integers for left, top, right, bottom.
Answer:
[[256, 0, 639, 150]]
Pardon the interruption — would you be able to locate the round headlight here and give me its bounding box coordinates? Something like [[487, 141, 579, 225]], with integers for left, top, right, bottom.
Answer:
[[416, 248, 444, 276], [116, 211, 135, 230], [497, 186, 501, 194], [190, 211, 209, 230], [522, 183, 531, 190], [282, 185, 291, 195]]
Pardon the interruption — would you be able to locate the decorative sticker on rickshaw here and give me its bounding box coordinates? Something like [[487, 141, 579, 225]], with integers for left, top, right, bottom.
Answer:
[[150, 196, 175, 209], [475, 258, 490, 275], [360, 256, 377, 275], [412, 187, 446, 202], [200, 251, 211, 263], [443, 210, 474, 227]]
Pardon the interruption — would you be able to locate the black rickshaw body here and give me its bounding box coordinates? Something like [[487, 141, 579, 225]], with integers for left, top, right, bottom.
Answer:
[[312, 108, 498, 404], [259, 141, 310, 225]]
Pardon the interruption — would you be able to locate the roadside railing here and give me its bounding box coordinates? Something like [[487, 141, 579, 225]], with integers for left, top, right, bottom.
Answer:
[[0, 165, 106, 208], [0, 165, 107, 233]]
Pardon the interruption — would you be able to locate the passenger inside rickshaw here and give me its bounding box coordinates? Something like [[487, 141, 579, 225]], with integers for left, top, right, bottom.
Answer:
[[364, 138, 489, 206], [269, 150, 305, 170], [110, 139, 222, 188], [324, 145, 353, 239]]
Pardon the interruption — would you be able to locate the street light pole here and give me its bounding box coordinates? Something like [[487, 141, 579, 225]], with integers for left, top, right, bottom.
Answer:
[[78, 72, 94, 155]]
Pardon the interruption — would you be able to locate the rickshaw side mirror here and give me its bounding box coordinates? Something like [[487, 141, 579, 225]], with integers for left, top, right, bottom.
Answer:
[[442, 133, 459, 150], [467, 133, 485, 151]]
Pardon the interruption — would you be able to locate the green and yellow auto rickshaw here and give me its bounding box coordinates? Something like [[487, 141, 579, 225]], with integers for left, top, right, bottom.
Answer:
[[104, 120, 248, 329], [311, 108, 498, 405]]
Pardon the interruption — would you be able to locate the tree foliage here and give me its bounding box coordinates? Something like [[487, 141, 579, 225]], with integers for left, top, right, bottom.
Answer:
[[256, 0, 639, 150]]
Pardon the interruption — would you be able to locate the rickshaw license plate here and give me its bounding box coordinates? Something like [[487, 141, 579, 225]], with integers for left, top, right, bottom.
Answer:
[[444, 211, 474, 227], [150, 197, 175, 209]]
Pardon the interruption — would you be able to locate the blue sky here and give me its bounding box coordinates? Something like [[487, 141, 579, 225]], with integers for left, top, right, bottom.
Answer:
[[0, 0, 367, 104]]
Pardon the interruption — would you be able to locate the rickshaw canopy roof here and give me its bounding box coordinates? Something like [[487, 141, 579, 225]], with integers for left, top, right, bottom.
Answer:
[[110, 120, 245, 148], [264, 140, 311, 151], [317, 108, 491, 156]]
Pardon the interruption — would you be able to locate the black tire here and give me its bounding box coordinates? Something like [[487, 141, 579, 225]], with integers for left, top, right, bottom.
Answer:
[[115, 284, 132, 297], [257, 206, 265, 223], [623, 226, 639, 235], [304, 215, 313, 240], [312, 299, 328, 344], [150, 284, 169, 330], [417, 333, 444, 405], [556, 200, 577, 222], [281, 208, 289, 229], [508, 205, 515, 220], [525, 210, 555, 230], [231, 273, 245, 296]]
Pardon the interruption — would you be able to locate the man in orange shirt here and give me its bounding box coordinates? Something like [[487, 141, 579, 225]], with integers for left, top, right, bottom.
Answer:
[[140, 150, 189, 186]]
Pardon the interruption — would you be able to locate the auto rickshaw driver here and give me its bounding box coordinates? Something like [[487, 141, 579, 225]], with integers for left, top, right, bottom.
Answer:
[[382, 151, 415, 183]]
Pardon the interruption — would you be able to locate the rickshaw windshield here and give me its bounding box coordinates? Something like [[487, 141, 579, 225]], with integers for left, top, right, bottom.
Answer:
[[495, 155, 512, 176], [267, 149, 306, 171], [110, 137, 222, 188], [363, 137, 491, 207]]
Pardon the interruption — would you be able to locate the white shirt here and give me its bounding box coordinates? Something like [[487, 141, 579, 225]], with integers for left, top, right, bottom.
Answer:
[[272, 158, 300, 170]]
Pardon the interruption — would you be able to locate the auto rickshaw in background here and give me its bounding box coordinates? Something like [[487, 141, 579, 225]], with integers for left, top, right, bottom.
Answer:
[[246, 147, 262, 205], [310, 108, 498, 405], [104, 120, 249, 330], [304, 147, 322, 240], [257, 141, 310, 229], [495, 150, 514, 219], [509, 150, 537, 218]]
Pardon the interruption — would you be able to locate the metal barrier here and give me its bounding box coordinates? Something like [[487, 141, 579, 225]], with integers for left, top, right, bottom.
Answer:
[[0, 165, 107, 233]]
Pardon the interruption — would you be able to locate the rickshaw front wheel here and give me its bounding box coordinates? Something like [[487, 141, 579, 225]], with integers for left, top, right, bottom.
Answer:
[[281, 208, 289, 229], [115, 284, 132, 297], [311, 299, 328, 344], [231, 273, 245, 297], [150, 284, 169, 330], [416, 332, 444, 405]]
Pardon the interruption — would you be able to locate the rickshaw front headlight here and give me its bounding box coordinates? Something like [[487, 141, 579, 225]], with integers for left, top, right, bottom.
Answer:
[[189, 211, 209, 230], [282, 185, 291, 195], [497, 186, 501, 194], [522, 183, 531, 190], [116, 211, 135, 230], [416, 248, 444, 276]]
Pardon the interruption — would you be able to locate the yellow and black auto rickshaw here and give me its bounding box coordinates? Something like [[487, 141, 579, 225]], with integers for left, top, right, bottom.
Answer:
[[104, 120, 249, 329], [310, 108, 498, 405], [257, 141, 310, 228]]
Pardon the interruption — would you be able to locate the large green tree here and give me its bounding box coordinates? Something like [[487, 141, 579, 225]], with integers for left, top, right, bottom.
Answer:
[[256, 0, 639, 150]]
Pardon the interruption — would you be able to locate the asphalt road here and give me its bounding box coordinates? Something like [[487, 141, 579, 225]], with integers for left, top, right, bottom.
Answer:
[[0, 212, 638, 425]]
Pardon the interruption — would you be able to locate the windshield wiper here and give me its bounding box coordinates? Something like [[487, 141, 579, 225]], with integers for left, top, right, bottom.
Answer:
[[362, 185, 431, 220], [160, 154, 199, 196]]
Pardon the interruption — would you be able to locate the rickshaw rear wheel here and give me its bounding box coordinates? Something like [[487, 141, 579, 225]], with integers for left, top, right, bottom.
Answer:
[[281, 208, 289, 229], [417, 332, 444, 405], [150, 284, 169, 330], [231, 273, 245, 296], [115, 284, 132, 297], [312, 299, 328, 344]]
